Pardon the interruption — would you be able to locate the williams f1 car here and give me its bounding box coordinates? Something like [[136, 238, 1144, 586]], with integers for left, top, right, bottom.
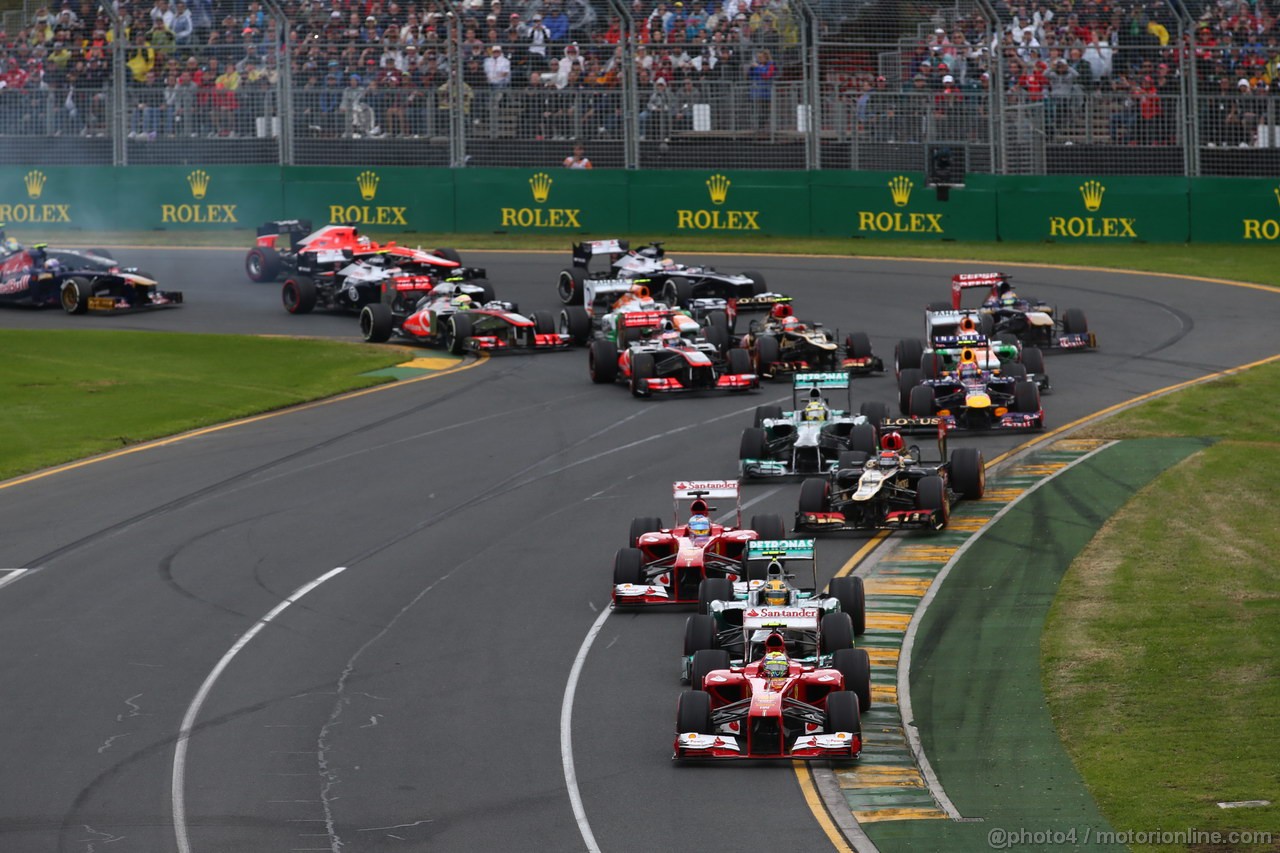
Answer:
[[612, 481, 787, 608], [588, 320, 758, 398], [280, 255, 494, 316], [0, 238, 181, 314], [896, 344, 1045, 432], [952, 272, 1096, 351], [360, 284, 571, 354], [796, 427, 985, 533], [739, 373, 889, 479], [741, 301, 884, 379]]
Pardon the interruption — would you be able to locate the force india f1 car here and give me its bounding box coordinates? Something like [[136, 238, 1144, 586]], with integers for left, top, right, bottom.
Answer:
[[588, 318, 759, 398], [953, 272, 1096, 351], [796, 427, 985, 533], [740, 301, 884, 379], [739, 372, 891, 479], [896, 344, 1045, 432], [360, 284, 571, 355], [0, 238, 181, 314], [674, 629, 866, 761], [612, 481, 787, 608]]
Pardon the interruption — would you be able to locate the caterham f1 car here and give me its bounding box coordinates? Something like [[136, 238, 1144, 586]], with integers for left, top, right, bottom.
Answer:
[[612, 481, 787, 608], [359, 284, 571, 354], [0, 238, 181, 314]]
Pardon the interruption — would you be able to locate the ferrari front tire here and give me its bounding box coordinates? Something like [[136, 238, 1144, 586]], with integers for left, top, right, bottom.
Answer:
[[689, 649, 730, 690], [613, 547, 645, 586], [831, 648, 872, 714], [676, 690, 713, 736], [824, 690, 862, 737], [360, 303, 393, 343]]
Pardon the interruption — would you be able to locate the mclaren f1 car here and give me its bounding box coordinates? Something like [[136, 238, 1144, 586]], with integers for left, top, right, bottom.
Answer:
[[360, 284, 571, 354], [588, 318, 759, 398]]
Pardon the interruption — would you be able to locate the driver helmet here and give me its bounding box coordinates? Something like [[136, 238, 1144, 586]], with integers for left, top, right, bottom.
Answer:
[[659, 329, 682, 346], [357, 235, 371, 247], [771, 303, 793, 319], [762, 651, 789, 680], [2, 237, 19, 254], [881, 431, 904, 452], [803, 400, 827, 422], [688, 514, 711, 541], [763, 579, 789, 606], [451, 294, 473, 309], [44, 257, 60, 272], [959, 360, 982, 379], [1000, 293, 1019, 307]]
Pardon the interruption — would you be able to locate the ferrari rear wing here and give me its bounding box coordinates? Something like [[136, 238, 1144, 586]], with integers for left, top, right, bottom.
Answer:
[[673, 479, 740, 526]]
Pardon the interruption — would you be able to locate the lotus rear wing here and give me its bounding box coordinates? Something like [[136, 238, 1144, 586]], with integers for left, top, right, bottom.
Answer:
[[878, 416, 950, 459], [792, 371, 853, 411], [572, 239, 630, 268], [673, 479, 740, 527], [950, 272, 1008, 309]]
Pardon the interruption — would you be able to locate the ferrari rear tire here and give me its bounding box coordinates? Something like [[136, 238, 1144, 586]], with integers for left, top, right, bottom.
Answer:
[[560, 306, 591, 345], [844, 331, 873, 359], [916, 475, 949, 528], [245, 246, 280, 282], [824, 690, 862, 737], [743, 270, 767, 295], [754, 335, 780, 377], [281, 276, 317, 314], [628, 516, 663, 547], [829, 576, 866, 636], [898, 367, 924, 414], [60, 277, 94, 314], [832, 647, 873, 714], [1021, 346, 1046, 375], [613, 547, 645, 586], [820, 612, 855, 654], [698, 578, 735, 615], [446, 313, 473, 355], [950, 447, 986, 500], [749, 513, 786, 541], [676, 690, 713, 735], [739, 427, 768, 463], [558, 267, 586, 306], [726, 347, 752, 376], [1014, 380, 1041, 415], [589, 339, 619, 383], [689, 649, 730, 690], [1063, 307, 1088, 335], [848, 422, 878, 457], [908, 384, 935, 418], [630, 353, 656, 398], [529, 310, 555, 334], [360, 303, 393, 343], [798, 478, 829, 514], [661, 277, 694, 308], [683, 614, 718, 656], [432, 247, 462, 264], [753, 404, 783, 427], [895, 338, 924, 378]]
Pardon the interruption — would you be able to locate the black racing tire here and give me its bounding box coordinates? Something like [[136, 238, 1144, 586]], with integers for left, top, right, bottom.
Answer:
[[704, 324, 729, 354], [916, 475, 949, 527], [60, 276, 94, 314], [630, 353, 656, 398], [921, 350, 942, 379], [705, 310, 730, 341], [558, 266, 586, 305], [859, 401, 890, 428], [739, 427, 769, 462], [848, 422, 878, 457], [1014, 380, 1041, 414], [360, 303, 393, 343], [798, 478, 829, 514], [832, 647, 873, 714], [997, 332, 1020, 346], [282, 275, 317, 314], [689, 649, 730, 690], [1003, 363, 1028, 380], [613, 547, 645, 586], [529, 310, 556, 334], [1021, 346, 1046, 375], [683, 613, 718, 656], [753, 404, 783, 427], [662, 277, 695, 308], [245, 246, 280, 282], [676, 690, 713, 735], [820, 612, 855, 653], [726, 347, 752, 375], [949, 446, 986, 500], [743, 270, 767, 295], [560, 305, 591, 345], [749, 513, 786, 541], [589, 338, 619, 384], [754, 335, 780, 376], [837, 450, 868, 469], [895, 338, 924, 377], [1063, 307, 1088, 335], [432, 247, 463, 264], [898, 367, 924, 414], [845, 331, 873, 359], [908, 384, 936, 418], [824, 689, 862, 736], [829, 576, 866, 636], [629, 516, 663, 547], [698, 578, 735, 615], [978, 313, 995, 336], [446, 313, 473, 355]]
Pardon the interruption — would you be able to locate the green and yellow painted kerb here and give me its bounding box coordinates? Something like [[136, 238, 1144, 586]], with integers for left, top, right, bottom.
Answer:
[[363, 353, 470, 380]]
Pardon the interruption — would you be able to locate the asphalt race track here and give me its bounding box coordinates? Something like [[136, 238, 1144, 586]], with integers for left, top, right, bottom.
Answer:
[[0, 247, 1276, 853]]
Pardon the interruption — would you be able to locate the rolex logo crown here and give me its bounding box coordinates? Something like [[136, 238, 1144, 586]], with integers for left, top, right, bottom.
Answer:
[[888, 175, 913, 208], [187, 169, 211, 200], [706, 174, 731, 206], [357, 170, 380, 201], [1079, 180, 1105, 212], [24, 169, 47, 200], [529, 172, 553, 203]]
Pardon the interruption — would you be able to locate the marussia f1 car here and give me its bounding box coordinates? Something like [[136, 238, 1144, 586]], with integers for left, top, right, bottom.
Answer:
[[796, 426, 985, 533], [739, 372, 890, 479], [896, 344, 1045, 432], [740, 301, 884, 379], [0, 237, 181, 314], [557, 239, 784, 323], [360, 284, 571, 354], [953, 271, 1096, 351], [682, 539, 871, 711], [674, 629, 866, 761], [557, 278, 735, 350], [612, 480, 787, 608], [588, 317, 759, 398]]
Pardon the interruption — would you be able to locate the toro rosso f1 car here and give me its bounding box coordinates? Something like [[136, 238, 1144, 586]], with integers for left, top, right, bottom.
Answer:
[[360, 285, 571, 354], [612, 481, 787, 608], [0, 237, 181, 314], [953, 272, 1096, 351]]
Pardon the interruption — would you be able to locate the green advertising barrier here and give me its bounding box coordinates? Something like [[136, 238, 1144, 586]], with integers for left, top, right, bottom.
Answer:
[[453, 168, 628, 234], [283, 166, 454, 233], [627, 170, 810, 236], [810, 171, 999, 241], [996, 175, 1190, 243], [121, 166, 284, 230], [1189, 177, 1280, 243], [0, 166, 120, 232]]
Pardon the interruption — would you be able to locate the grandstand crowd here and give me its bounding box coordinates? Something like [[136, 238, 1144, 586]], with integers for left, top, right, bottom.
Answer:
[[0, 0, 1275, 149]]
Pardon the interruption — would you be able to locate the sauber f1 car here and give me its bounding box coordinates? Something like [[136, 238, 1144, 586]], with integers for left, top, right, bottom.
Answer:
[[953, 271, 1096, 351], [896, 344, 1045, 432], [588, 318, 759, 398], [674, 630, 866, 761], [796, 427, 985, 533], [360, 284, 571, 354], [0, 237, 181, 314], [741, 300, 884, 379], [739, 373, 889, 479], [612, 481, 787, 608]]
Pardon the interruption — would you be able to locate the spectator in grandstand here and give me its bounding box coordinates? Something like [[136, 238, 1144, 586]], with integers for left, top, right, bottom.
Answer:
[[638, 75, 671, 141], [172, 1, 194, 46], [526, 13, 551, 63], [564, 142, 591, 167], [544, 2, 570, 43], [1045, 57, 1079, 139], [1109, 78, 1140, 143], [746, 48, 775, 133]]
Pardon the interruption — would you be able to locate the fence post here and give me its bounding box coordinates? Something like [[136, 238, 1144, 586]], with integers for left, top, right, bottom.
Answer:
[[605, 0, 638, 170], [101, 1, 128, 165], [262, 0, 293, 165]]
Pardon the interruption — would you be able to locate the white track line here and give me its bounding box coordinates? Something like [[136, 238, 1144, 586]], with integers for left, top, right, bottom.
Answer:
[[172, 566, 349, 853], [0, 569, 30, 591]]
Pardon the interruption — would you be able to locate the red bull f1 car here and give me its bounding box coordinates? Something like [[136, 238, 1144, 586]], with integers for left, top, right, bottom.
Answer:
[[0, 238, 181, 314], [896, 344, 1045, 432]]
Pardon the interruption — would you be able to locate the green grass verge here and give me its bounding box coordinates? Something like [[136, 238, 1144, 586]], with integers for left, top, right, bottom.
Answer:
[[1042, 360, 1280, 849], [0, 330, 406, 481]]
